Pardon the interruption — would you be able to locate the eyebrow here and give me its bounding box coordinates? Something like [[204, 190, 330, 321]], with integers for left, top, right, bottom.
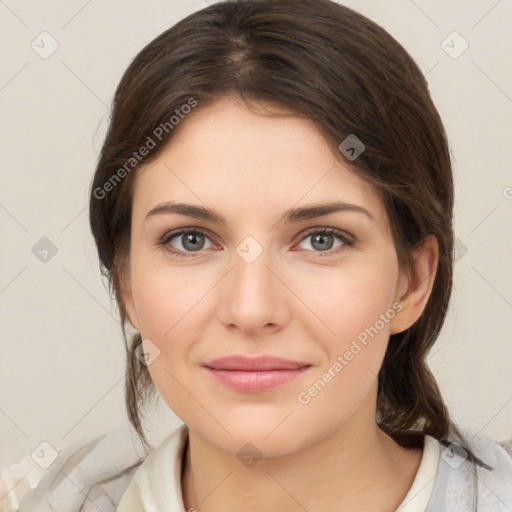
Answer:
[[144, 200, 374, 225]]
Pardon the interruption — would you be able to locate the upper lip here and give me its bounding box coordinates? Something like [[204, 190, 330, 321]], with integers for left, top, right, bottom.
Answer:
[[203, 355, 311, 371]]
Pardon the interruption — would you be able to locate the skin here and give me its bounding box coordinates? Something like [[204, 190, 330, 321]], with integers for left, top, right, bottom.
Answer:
[[121, 95, 438, 512]]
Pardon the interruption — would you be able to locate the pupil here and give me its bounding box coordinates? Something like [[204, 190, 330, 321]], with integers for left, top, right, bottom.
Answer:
[[185, 233, 203, 251], [314, 234, 332, 251]]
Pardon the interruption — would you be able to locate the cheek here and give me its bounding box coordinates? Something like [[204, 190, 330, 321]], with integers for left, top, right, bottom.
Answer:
[[131, 255, 212, 340], [291, 281, 396, 428], [296, 258, 399, 345], [129, 260, 214, 414], [293, 256, 399, 398]]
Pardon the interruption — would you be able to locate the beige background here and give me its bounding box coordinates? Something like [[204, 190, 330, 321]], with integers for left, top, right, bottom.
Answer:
[[1, 0, 511, 467]]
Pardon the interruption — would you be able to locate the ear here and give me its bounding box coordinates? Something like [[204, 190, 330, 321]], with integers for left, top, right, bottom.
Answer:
[[390, 235, 439, 335], [119, 263, 141, 332]]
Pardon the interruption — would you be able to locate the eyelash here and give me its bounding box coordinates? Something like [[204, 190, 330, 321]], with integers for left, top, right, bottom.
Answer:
[[157, 227, 355, 259]]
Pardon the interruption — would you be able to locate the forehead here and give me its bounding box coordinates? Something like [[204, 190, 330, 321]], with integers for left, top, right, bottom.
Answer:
[[132, 96, 387, 229]]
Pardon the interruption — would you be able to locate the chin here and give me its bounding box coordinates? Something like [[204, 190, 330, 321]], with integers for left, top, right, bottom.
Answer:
[[191, 411, 312, 459]]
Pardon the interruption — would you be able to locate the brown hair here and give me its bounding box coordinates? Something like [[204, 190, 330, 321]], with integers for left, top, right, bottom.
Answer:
[[89, 0, 470, 457]]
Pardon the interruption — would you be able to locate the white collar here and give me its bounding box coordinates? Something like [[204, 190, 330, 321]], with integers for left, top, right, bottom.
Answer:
[[117, 423, 189, 511], [117, 425, 439, 512], [396, 434, 440, 511]]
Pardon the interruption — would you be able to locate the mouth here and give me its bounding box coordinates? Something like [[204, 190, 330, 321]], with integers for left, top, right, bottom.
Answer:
[[202, 355, 312, 392]]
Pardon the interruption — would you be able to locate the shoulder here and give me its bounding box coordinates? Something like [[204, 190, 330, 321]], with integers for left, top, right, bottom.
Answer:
[[116, 423, 188, 511], [469, 429, 512, 508], [16, 424, 151, 512], [426, 426, 512, 512]]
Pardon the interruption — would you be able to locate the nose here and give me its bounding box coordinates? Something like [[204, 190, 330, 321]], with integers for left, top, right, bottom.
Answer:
[[216, 243, 292, 336]]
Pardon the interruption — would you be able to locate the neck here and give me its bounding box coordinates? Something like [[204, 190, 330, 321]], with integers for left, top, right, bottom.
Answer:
[[181, 397, 423, 512]]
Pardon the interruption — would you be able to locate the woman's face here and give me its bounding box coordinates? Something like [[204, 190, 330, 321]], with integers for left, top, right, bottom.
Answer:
[[122, 95, 411, 456]]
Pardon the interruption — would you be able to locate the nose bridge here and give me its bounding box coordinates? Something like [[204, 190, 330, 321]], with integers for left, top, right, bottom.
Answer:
[[232, 235, 275, 305], [219, 234, 289, 332]]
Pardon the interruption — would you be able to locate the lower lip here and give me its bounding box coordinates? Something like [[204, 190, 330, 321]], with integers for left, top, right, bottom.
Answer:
[[204, 366, 311, 392]]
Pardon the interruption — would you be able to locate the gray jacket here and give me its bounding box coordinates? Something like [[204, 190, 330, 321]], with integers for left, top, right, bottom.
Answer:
[[426, 429, 512, 510]]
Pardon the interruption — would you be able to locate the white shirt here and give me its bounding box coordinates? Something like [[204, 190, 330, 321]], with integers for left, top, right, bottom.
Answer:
[[116, 424, 440, 512]]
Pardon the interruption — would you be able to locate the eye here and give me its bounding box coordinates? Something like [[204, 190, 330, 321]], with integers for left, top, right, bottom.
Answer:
[[295, 228, 354, 255], [157, 226, 355, 258], [158, 228, 216, 257]]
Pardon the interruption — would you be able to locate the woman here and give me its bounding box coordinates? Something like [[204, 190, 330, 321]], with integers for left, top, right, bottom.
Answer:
[[16, 0, 512, 510]]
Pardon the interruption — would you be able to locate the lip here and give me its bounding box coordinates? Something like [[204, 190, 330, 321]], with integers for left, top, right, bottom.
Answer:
[[202, 355, 312, 392]]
